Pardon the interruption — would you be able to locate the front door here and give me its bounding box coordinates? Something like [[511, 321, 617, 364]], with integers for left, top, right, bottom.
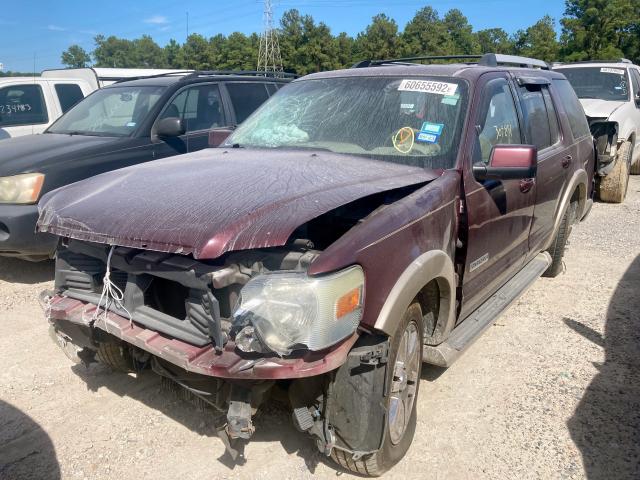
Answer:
[[460, 73, 536, 318], [154, 83, 227, 159]]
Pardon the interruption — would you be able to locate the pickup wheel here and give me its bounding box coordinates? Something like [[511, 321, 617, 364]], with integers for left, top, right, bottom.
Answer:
[[599, 141, 631, 203], [543, 203, 575, 278], [330, 303, 424, 476]]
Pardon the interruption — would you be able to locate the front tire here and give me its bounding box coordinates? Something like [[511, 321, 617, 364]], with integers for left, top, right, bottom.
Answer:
[[331, 303, 424, 476], [599, 141, 631, 203]]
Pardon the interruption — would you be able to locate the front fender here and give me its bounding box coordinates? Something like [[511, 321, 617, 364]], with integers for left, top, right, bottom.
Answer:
[[374, 250, 456, 339]]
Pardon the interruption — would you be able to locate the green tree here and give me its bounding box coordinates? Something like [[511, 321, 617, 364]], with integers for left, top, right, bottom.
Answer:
[[218, 32, 258, 70], [177, 34, 213, 69], [443, 9, 480, 54], [164, 39, 182, 68], [334, 32, 355, 68], [476, 28, 513, 54], [560, 0, 634, 60], [515, 15, 560, 62], [355, 14, 399, 61], [61, 45, 91, 68], [93, 35, 136, 67], [131, 35, 166, 68], [399, 7, 452, 57]]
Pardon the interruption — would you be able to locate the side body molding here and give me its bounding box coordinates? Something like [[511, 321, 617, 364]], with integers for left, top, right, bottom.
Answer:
[[374, 249, 456, 339]]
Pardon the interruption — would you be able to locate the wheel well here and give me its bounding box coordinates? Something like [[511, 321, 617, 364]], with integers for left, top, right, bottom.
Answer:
[[415, 279, 446, 346]]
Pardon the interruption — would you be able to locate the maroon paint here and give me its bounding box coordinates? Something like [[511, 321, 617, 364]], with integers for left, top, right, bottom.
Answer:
[[490, 145, 537, 168], [48, 295, 358, 379], [37, 148, 438, 259]]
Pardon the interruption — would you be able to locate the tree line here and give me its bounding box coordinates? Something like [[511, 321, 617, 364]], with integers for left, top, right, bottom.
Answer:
[[58, 0, 640, 75]]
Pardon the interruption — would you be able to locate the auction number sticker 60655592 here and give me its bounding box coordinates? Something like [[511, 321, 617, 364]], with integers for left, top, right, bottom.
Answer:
[[398, 79, 458, 96]]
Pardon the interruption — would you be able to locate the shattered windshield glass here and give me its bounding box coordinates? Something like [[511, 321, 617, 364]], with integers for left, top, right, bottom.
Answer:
[[48, 85, 166, 137], [225, 76, 469, 169], [555, 67, 630, 101]]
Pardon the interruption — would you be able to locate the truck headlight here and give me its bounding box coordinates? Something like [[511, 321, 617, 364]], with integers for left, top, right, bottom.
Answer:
[[0, 173, 45, 204], [232, 266, 364, 356]]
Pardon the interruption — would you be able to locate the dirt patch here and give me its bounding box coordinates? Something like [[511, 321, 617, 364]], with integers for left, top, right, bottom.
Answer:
[[1, 178, 639, 479]]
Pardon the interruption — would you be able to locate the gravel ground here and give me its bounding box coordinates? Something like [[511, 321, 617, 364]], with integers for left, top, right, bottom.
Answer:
[[1, 177, 639, 480]]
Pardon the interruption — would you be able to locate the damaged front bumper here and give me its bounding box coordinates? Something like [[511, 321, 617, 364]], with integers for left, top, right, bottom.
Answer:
[[44, 294, 358, 380]]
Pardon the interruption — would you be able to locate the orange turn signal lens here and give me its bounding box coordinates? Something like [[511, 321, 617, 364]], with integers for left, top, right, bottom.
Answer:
[[336, 287, 361, 319]]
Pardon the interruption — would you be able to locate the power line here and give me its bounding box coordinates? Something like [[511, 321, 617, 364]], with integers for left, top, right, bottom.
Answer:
[[257, 0, 283, 75]]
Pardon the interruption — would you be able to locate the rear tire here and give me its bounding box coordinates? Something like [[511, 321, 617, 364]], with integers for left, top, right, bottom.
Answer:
[[544, 203, 575, 278], [598, 141, 631, 203], [96, 343, 134, 372], [330, 303, 424, 476]]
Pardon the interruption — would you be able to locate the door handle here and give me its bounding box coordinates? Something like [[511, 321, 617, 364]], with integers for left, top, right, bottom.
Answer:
[[519, 178, 535, 193], [562, 155, 572, 168]]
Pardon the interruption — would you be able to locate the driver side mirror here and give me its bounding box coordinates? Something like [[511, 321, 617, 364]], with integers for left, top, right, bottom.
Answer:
[[635, 93, 640, 108], [473, 145, 537, 181], [156, 117, 185, 138]]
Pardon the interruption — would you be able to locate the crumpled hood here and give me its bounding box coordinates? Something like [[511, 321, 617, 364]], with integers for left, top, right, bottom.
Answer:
[[579, 98, 626, 120], [38, 148, 438, 259], [0, 133, 122, 176]]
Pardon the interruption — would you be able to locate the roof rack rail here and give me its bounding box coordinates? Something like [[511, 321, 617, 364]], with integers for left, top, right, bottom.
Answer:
[[114, 70, 297, 84], [113, 70, 193, 83], [181, 70, 298, 80], [352, 55, 482, 68], [478, 54, 549, 69], [553, 58, 633, 66], [352, 53, 549, 70]]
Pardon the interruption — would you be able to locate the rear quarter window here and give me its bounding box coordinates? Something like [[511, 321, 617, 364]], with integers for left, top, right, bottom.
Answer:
[[553, 79, 590, 140], [0, 84, 48, 126]]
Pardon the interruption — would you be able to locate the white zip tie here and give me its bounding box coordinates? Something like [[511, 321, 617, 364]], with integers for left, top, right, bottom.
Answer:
[[91, 246, 133, 329]]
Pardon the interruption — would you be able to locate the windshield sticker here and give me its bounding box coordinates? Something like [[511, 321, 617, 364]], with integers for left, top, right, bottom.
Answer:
[[420, 122, 444, 135], [126, 122, 136, 127], [392, 127, 415, 153], [416, 132, 439, 144], [401, 103, 415, 110], [601, 67, 625, 75], [398, 79, 458, 96], [441, 94, 460, 106]]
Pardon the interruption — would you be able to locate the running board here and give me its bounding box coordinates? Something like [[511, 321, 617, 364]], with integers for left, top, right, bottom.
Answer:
[[423, 252, 551, 367]]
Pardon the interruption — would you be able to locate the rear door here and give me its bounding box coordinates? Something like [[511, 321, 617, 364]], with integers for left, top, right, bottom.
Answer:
[[513, 78, 568, 251], [460, 73, 536, 318], [223, 81, 270, 126]]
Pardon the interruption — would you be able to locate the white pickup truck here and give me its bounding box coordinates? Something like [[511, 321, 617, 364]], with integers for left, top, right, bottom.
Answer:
[[554, 60, 640, 203], [0, 68, 187, 139]]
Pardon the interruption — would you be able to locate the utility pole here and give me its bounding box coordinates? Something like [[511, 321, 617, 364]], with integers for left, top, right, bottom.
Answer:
[[257, 0, 283, 76]]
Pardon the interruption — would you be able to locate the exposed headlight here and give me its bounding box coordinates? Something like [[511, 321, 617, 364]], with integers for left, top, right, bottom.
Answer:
[[232, 266, 364, 356], [0, 173, 45, 204]]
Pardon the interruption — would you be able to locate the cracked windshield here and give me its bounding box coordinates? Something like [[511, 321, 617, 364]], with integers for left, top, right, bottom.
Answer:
[[226, 76, 468, 169]]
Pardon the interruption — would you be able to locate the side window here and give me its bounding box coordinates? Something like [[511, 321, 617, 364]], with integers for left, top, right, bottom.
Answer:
[[0, 84, 48, 127], [553, 79, 590, 140], [54, 84, 84, 113], [475, 78, 522, 163], [630, 69, 640, 98], [226, 82, 270, 124], [518, 85, 553, 151], [160, 84, 224, 133]]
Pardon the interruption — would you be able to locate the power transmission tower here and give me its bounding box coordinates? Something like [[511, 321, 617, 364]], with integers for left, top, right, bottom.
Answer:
[[257, 0, 283, 76]]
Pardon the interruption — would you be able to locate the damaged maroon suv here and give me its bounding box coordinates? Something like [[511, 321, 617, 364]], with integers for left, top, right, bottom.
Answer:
[[38, 54, 594, 475]]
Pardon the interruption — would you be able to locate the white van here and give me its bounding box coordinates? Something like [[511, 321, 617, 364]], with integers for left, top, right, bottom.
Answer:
[[0, 68, 188, 139]]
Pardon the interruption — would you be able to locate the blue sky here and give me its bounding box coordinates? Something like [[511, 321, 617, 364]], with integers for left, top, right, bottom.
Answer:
[[1, 0, 566, 72]]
